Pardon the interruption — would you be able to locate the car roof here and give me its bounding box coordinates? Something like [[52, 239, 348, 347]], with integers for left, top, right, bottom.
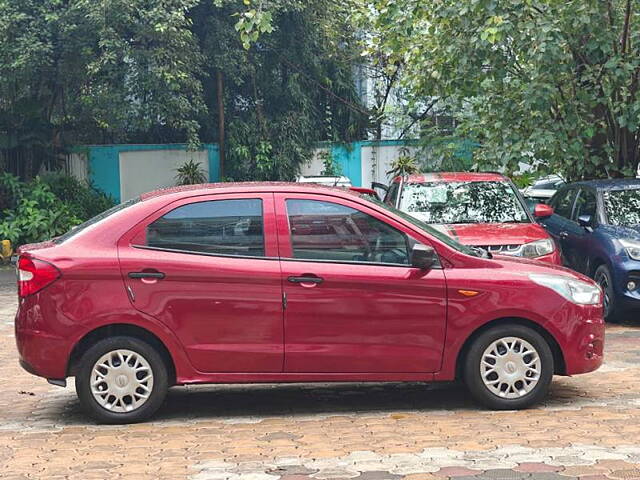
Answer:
[[569, 178, 640, 191], [140, 181, 362, 201], [394, 172, 507, 183]]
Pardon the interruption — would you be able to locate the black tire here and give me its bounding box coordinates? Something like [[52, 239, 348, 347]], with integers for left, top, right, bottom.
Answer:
[[594, 265, 619, 323], [463, 324, 554, 410], [75, 336, 168, 424]]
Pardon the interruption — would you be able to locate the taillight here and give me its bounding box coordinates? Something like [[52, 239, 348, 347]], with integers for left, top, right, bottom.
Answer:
[[17, 256, 61, 297]]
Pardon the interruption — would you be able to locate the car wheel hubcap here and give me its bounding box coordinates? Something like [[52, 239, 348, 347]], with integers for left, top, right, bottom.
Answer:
[[90, 349, 154, 413], [480, 337, 541, 399]]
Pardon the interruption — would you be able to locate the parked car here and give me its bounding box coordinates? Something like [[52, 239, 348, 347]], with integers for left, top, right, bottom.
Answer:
[[522, 175, 565, 203], [16, 182, 603, 423], [384, 173, 562, 264], [540, 178, 640, 321]]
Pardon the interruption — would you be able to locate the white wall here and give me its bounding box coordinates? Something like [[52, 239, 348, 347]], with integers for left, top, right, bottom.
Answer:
[[119, 149, 209, 201], [360, 144, 418, 188], [66, 152, 89, 183]]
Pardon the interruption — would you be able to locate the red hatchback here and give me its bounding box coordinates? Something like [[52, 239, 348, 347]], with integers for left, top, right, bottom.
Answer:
[[385, 173, 562, 264], [15, 183, 603, 423]]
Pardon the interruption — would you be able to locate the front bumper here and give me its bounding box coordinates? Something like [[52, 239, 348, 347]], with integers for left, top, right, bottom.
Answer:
[[551, 303, 605, 376]]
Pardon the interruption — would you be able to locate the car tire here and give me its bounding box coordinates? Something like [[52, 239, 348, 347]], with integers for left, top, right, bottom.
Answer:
[[594, 265, 619, 322], [75, 336, 168, 424], [464, 325, 554, 410]]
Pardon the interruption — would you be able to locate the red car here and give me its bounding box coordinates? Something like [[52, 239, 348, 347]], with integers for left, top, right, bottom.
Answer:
[[385, 173, 562, 264], [15, 182, 603, 423]]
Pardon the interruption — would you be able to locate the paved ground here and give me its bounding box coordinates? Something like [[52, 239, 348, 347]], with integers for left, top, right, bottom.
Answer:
[[2, 270, 640, 480]]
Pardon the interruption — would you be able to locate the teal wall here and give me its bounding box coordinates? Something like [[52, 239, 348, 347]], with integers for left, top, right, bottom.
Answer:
[[331, 143, 362, 187], [80, 143, 220, 203]]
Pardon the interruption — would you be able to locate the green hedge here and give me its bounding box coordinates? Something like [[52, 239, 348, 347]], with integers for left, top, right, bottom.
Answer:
[[0, 172, 115, 246]]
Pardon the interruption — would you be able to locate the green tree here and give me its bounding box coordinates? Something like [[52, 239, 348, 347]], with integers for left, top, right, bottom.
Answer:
[[366, 0, 640, 181]]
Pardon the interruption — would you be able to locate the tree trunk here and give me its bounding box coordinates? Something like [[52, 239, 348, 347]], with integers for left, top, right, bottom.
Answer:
[[216, 70, 226, 180]]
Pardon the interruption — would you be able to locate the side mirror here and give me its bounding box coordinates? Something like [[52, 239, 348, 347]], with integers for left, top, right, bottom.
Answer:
[[411, 244, 437, 270], [534, 203, 554, 218], [578, 215, 593, 230]]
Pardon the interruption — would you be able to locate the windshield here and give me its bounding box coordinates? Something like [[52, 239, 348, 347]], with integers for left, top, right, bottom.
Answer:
[[53, 197, 140, 244], [603, 188, 640, 227], [400, 180, 529, 224], [367, 196, 483, 257]]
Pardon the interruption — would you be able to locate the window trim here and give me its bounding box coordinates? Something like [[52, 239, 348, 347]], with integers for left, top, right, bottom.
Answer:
[[551, 186, 579, 220], [131, 244, 279, 261]]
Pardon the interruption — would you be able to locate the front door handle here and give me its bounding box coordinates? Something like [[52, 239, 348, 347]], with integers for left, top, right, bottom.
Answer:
[[288, 275, 323, 284], [128, 271, 165, 279]]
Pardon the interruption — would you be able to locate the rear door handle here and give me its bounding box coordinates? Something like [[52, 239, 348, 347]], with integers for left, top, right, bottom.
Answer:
[[288, 275, 323, 284], [128, 271, 165, 279], [559, 231, 569, 239]]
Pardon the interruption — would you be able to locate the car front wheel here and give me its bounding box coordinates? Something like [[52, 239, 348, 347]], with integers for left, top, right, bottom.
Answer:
[[75, 336, 168, 424], [594, 265, 619, 322], [464, 325, 553, 410]]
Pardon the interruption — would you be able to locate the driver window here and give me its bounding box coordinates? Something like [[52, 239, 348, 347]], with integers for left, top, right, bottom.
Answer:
[[286, 199, 410, 265]]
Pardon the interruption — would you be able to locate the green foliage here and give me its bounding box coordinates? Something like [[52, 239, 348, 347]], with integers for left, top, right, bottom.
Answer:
[[0, 172, 114, 245], [387, 149, 419, 177], [1, 0, 368, 181], [175, 159, 208, 185], [318, 150, 342, 176], [367, 0, 640, 181]]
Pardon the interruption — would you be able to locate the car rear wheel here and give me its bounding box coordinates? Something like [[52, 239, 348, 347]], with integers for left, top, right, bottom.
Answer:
[[594, 265, 619, 322], [75, 336, 168, 424], [464, 325, 553, 410]]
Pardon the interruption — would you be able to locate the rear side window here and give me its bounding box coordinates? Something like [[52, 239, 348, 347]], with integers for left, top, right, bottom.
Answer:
[[144, 199, 264, 257], [552, 188, 577, 218], [286, 199, 409, 265]]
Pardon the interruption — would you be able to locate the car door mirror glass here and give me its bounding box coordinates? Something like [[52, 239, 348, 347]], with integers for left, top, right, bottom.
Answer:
[[411, 244, 437, 269]]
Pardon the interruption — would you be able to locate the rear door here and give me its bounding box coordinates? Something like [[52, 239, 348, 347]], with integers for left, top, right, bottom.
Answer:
[[118, 193, 284, 373], [275, 193, 447, 373]]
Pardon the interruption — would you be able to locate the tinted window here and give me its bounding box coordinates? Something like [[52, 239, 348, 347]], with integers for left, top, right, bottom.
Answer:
[[552, 188, 577, 218], [573, 189, 597, 220], [286, 199, 409, 265], [385, 182, 400, 207], [145, 199, 264, 256]]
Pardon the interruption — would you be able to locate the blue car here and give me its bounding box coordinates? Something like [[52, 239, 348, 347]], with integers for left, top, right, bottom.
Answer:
[[540, 178, 640, 321]]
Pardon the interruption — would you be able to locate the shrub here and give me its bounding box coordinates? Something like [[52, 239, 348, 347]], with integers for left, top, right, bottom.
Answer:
[[0, 172, 115, 246], [175, 159, 207, 185]]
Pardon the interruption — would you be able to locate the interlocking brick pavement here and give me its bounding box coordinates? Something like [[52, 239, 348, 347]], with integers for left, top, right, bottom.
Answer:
[[2, 268, 640, 479]]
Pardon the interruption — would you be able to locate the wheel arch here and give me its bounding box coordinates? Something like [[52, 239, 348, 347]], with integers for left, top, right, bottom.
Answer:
[[67, 323, 177, 385], [454, 317, 566, 379]]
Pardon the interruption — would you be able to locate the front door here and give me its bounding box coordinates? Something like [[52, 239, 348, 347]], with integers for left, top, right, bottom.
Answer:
[[275, 193, 447, 373], [541, 187, 578, 266], [118, 193, 283, 373]]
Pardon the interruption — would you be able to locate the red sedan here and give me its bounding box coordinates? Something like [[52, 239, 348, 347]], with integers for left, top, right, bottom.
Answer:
[[15, 183, 604, 423], [384, 173, 562, 265]]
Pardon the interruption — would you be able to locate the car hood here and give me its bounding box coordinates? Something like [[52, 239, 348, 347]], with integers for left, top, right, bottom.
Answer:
[[490, 254, 594, 283], [428, 222, 548, 246], [598, 224, 640, 241]]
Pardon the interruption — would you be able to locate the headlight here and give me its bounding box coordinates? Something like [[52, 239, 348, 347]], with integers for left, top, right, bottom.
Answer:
[[529, 273, 601, 305], [520, 238, 555, 258], [619, 239, 640, 261]]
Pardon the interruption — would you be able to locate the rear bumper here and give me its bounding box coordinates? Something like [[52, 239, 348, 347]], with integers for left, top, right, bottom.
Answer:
[[15, 307, 71, 380]]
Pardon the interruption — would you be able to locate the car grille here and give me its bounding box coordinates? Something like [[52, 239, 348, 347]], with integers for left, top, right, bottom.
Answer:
[[475, 244, 522, 255]]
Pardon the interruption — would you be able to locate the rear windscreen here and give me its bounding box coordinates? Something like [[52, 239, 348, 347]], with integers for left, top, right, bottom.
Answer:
[[53, 197, 140, 244]]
